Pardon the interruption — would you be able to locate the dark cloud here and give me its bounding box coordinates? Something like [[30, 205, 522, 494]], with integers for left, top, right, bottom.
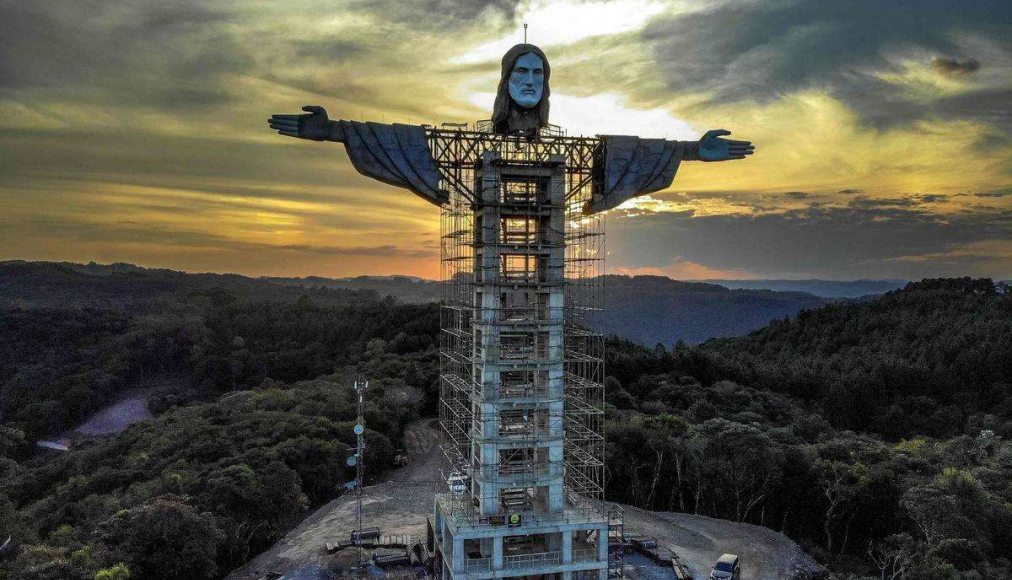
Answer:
[[640, 0, 1012, 131], [351, 0, 520, 29], [277, 244, 433, 258], [847, 195, 918, 209], [931, 57, 981, 77], [0, 1, 248, 108], [293, 39, 364, 61], [846, 194, 956, 208], [608, 199, 1011, 279], [931, 88, 1012, 135], [15, 218, 245, 249], [8, 218, 433, 258], [670, 191, 786, 214], [784, 191, 810, 199], [837, 189, 865, 194], [0, 130, 354, 190]]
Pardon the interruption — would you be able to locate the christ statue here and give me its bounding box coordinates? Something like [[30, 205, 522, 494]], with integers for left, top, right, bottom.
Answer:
[[268, 43, 755, 580], [267, 43, 754, 213]]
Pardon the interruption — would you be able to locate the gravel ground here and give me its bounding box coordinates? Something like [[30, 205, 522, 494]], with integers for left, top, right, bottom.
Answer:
[[227, 420, 441, 580], [620, 506, 824, 579], [228, 421, 822, 580]]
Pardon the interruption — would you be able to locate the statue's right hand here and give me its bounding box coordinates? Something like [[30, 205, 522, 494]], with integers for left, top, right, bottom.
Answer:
[[268, 105, 331, 141]]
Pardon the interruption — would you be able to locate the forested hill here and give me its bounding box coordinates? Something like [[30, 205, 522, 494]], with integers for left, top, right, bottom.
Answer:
[[601, 277, 1012, 578], [0, 260, 438, 441], [0, 260, 384, 311], [1, 260, 445, 579], [698, 278, 1012, 439], [593, 274, 831, 345], [702, 278, 907, 298], [267, 274, 440, 304], [272, 271, 836, 345], [3, 261, 837, 345]]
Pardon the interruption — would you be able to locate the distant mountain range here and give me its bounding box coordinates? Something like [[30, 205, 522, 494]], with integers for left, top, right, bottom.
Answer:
[[2, 261, 910, 345], [266, 274, 441, 303], [267, 273, 840, 345], [269, 273, 850, 345], [593, 275, 834, 346], [265, 274, 907, 300], [701, 278, 908, 298]]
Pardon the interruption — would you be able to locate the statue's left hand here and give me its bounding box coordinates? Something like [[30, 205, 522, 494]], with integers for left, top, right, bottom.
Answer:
[[267, 105, 332, 141], [698, 129, 754, 162]]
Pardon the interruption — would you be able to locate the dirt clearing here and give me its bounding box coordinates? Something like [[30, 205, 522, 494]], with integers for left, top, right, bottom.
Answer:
[[227, 421, 821, 580]]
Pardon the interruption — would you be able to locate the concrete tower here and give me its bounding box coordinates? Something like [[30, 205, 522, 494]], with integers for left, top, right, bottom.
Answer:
[[432, 128, 612, 580]]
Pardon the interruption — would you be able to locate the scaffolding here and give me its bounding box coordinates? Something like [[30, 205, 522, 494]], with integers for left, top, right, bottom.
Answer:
[[435, 122, 606, 530]]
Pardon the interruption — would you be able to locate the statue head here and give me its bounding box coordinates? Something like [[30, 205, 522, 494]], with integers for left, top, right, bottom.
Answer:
[[492, 44, 551, 134]]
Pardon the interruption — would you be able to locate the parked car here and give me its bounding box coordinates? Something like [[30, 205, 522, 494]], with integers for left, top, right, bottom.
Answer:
[[392, 449, 408, 467], [710, 553, 741, 580]]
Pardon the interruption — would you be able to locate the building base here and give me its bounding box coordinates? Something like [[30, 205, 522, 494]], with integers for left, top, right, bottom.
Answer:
[[432, 498, 609, 580]]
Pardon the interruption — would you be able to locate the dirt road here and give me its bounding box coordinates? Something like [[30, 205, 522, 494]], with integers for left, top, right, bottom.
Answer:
[[227, 421, 821, 580], [36, 388, 155, 452]]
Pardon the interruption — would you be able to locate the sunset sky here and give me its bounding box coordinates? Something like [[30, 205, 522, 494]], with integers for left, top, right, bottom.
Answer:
[[2, 0, 1010, 280]]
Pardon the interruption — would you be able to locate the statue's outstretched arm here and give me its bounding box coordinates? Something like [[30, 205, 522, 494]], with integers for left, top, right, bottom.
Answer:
[[267, 105, 446, 206], [590, 129, 755, 214], [268, 105, 345, 142]]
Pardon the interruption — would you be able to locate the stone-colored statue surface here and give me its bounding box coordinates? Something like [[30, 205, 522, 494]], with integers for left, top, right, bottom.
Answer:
[[268, 44, 754, 213]]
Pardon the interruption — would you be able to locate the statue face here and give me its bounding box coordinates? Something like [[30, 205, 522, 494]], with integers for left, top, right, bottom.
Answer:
[[508, 52, 544, 109]]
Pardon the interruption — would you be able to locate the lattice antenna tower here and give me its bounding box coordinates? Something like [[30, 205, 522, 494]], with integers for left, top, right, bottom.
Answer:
[[348, 378, 368, 571]]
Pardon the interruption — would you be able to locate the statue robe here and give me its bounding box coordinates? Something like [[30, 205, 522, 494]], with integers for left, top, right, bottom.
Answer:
[[337, 121, 692, 215], [338, 121, 447, 206], [587, 136, 693, 214]]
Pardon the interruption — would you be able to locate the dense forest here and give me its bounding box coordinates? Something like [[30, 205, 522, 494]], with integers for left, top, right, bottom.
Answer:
[[0, 261, 439, 579], [604, 278, 1012, 578], [0, 261, 438, 440], [1, 263, 1010, 579], [702, 277, 1012, 439]]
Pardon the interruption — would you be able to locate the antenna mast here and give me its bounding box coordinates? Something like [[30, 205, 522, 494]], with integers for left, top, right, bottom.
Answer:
[[351, 378, 368, 571], [524, 22, 528, 43]]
